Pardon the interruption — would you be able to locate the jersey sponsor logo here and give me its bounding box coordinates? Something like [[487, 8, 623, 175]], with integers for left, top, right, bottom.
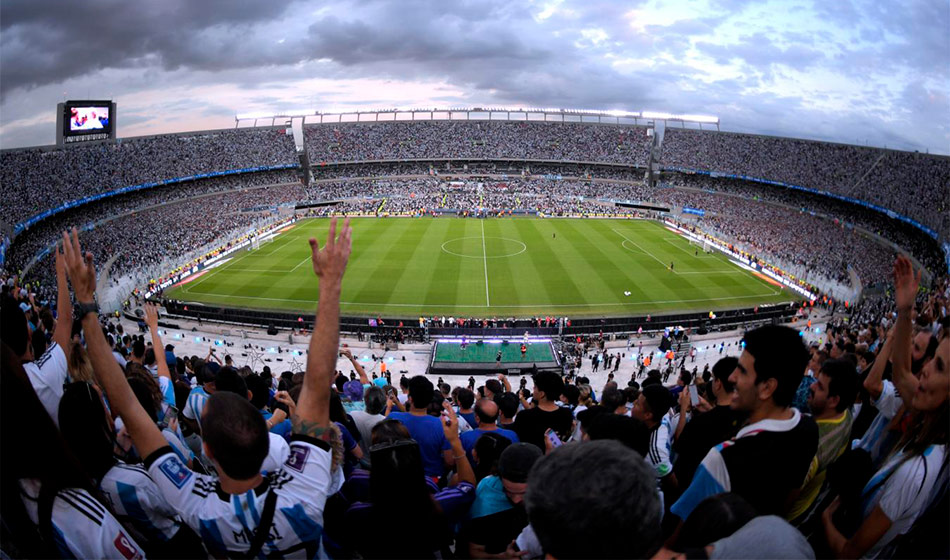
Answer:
[[113, 533, 143, 560], [285, 444, 310, 473], [158, 456, 193, 489]]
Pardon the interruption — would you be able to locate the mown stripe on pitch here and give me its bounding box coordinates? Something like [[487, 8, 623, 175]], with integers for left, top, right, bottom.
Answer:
[[481, 219, 522, 308], [386, 218, 444, 308], [585, 220, 654, 303], [424, 219, 467, 310], [555, 220, 652, 306], [351, 219, 431, 306], [516, 219, 588, 309], [338, 218, 402, 301]]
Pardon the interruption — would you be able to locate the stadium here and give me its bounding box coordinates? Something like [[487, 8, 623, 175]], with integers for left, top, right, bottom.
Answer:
[[2, 5, 949, 558], [5, 110, 947, 323]]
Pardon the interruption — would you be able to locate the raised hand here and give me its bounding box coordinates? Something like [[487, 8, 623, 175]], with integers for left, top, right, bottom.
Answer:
[[893, 254, 920, 311], [61, 227, 96, 303], [442, 400, 460, 442], [274, 390, 297, 417], [309, 217, 352, 285], [54, 243, 67, 284], [144, 302, 160, 331]]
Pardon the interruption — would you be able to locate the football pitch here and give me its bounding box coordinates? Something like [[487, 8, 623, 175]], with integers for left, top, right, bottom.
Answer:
[[164, 217, 792, 317]]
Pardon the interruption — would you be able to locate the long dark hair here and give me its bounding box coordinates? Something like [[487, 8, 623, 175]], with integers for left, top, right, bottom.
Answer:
[[362, 433, 447, 558], [882, 402, 950, 486], [59, 381, 118, 482], [0, 343, 104, 556]]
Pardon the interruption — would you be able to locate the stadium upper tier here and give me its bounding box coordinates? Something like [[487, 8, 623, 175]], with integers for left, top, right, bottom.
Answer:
[[2, 120, 948, 238]]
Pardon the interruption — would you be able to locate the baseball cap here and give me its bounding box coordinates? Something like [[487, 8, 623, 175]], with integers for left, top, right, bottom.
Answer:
[[343, 379, 364, 401], [498, 443, 543, 483]]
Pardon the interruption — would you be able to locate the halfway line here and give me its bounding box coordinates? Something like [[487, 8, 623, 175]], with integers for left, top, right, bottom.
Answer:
[[481, 219, 490, 306]]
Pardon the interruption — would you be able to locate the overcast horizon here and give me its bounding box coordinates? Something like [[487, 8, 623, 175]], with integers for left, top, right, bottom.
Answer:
[[1, 0, 947, 154]]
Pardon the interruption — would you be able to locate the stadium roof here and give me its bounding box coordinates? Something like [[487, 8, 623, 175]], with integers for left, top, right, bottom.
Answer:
[[235, 107, 719, 125]]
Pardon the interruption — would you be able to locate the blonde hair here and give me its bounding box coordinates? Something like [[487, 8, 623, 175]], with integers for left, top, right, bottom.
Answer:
[[327, 422, 344, 472], [68, 343, 96, 384], [578, 385, 594, 407]]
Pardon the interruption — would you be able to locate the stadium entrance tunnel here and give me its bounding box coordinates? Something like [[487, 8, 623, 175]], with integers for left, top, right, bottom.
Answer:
[[441, 237, 527, 259]]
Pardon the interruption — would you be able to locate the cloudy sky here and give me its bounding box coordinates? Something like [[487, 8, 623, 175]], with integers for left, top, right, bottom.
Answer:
[[1, 0, 947, 153]]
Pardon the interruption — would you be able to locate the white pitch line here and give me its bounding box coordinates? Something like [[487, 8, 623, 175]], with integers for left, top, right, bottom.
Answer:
[[481, 219, 490, 306], [290, 255, 311, 273], [664, 238, 717, 259], [175, 291, 787, 307], [612, 228, 672, 268]]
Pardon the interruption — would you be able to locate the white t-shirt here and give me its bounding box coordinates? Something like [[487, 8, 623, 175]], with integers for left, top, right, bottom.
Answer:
[[99, 461, 183, 542], [19, 480, 145, 559], [350, 410, 386, 455], [23, 342, 69, 427], [861, 444, 948, 558], [145, 435, 333, 558]]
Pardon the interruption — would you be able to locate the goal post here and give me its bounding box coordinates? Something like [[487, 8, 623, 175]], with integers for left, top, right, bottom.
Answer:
[[249, 235, 274, 251], [688, 238, 715, 253]]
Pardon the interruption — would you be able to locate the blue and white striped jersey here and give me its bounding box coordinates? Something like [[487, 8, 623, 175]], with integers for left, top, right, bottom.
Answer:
[[182, 386, 211, 427], [100, 461, 184, 542], [145, 434, 333, 558], [20, 480, 145, 560]]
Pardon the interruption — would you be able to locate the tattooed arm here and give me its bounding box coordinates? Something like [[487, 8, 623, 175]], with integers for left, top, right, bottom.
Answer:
[[293, 218, 352, 439]]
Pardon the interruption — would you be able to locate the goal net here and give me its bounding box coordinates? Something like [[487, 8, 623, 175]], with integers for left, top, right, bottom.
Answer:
[[688, 238, 715, 253], [250, 235, 274, 251]]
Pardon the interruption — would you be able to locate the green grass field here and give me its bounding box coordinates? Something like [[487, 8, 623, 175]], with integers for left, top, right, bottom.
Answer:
[[164, 217, 792, 317], [433, 341, 556, 364]]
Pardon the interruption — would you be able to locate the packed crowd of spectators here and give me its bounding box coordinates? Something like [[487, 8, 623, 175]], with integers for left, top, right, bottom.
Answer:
[[1, 129, 295, 224], [8, 178, 307, 301], [6, 163, 940, 305], [6, 121, 943, 241], [3, 221, 947, 558], [691, 200, 894, 287], [660, 128, 950, 238], [664, 174, 945, 276], [304, 121, 651, 166]]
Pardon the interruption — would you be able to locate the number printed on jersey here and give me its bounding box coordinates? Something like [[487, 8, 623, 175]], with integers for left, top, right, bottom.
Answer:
[[286, 444, 310, 473]]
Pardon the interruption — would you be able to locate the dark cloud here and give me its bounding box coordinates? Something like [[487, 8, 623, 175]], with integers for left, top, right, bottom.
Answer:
[[0, 0, 946, 153], [0, 0, 299, 97]]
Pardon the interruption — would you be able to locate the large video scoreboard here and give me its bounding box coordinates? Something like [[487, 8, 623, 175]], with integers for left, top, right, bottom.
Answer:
[[56, 100, 117, 146]]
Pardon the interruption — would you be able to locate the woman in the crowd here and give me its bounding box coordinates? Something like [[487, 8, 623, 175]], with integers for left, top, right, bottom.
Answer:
[[822, 256, 949, 558], [343, 409, 476, 558], [58, 376, 205, 556], [0, 343, 145, 559]]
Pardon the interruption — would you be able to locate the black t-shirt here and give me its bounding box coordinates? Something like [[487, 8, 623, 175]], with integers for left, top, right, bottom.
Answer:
[[512, 406, 574, 450], [461, 507, 528, 555], [671, 411, 819, 521], [723, 414, 818, 516], [673, 405, 742, 486]]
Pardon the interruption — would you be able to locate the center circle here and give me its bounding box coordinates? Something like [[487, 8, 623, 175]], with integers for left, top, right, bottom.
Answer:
[[441, 236, 527, 259]]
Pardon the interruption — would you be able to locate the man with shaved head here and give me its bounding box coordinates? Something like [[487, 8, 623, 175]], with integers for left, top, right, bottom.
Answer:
[[460, 398, 520, 462]]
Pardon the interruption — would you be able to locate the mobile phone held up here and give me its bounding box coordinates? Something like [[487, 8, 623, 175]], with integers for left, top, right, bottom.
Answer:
[[545, 429, 562, 448], [689, 384, 700, 406]]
